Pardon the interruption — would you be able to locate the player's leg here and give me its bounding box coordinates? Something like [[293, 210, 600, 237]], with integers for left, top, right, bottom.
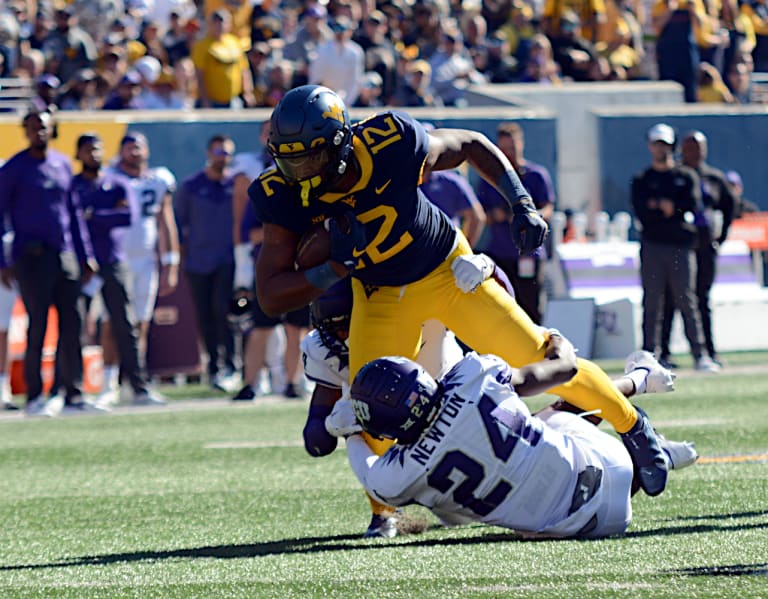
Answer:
[[348, 280, 424, 536], [0, 285, 16, 409]]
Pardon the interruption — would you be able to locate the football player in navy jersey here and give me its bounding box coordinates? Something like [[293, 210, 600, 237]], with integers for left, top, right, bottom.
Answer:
[[248, 85, 668, 516]]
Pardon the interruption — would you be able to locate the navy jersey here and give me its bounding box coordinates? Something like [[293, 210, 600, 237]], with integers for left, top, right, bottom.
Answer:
[[249, 111, 457, 286]]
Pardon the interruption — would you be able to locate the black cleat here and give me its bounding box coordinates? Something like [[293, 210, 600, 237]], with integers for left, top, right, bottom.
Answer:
[[621, 406, 668, 497]]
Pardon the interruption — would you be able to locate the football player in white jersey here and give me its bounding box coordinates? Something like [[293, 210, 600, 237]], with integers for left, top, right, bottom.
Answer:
[[331, 334, 696, 540], [100, 132, 180, 400]]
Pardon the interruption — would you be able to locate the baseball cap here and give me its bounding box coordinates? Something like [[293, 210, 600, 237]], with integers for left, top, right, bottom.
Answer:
[[76, 132, 101, 150], [647, 123, 676, 145], [36, 74, 61, 88], [304, 4, 327, 18], [120, 131, 148, 147], [119, 70, 142, 86], [725, 170, 743, 188]]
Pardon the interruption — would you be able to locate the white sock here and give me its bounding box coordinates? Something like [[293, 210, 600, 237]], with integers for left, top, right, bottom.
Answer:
[[103, 365, 119, 391], [0, 373, 8, 400], [625, 368, 649, 395]]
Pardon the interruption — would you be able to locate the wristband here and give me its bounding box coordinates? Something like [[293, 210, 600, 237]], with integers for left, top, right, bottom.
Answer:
[[161, 251, 180, 266], [495, 169, 531, 206], [305, 262, 343, 290]]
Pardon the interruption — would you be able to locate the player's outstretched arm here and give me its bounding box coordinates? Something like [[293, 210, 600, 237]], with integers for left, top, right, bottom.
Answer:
[[426, 129, 548, 254], [512, 332, 579, 397]]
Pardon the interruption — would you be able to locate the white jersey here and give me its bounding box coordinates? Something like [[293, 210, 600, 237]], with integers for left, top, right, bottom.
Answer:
[[346, 353, 633, 539], [106, 165, 176, 260], [300, 320, 465, 390]]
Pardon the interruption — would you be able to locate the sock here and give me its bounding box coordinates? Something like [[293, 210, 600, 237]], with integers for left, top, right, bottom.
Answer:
[[625, 368, 649, 395], [0, 373, 8, 400], [103, 365, 119, 391]]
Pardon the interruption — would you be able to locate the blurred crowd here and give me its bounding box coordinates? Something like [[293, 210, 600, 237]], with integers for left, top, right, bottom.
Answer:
[[1, 0, 767, 112]]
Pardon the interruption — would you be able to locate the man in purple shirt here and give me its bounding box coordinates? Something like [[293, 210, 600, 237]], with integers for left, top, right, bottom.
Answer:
[[475, 122, 555, 324], [420, 169, 487, 248], [174, 134, 238, 392], [73, 133, 165, 408], [0, 109, 98, 416]]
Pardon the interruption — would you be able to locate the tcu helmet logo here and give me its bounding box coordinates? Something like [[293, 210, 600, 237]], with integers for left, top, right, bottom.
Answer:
[[350, 399, 371, 424]]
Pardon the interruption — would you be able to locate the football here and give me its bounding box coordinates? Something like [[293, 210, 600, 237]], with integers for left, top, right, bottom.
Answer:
[[295, 222, 332, 270]]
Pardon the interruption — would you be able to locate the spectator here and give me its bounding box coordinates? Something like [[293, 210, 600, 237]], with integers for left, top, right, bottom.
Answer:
[[103, 132, 180, 394], [143, 65, 192, 109], [0, 11, 19, 77], [33, 74, 61, 110], [741, 0, 768, 71], [659, 130, 736, 368], [263, 60, 295, 107], [727, 59, 753, 102], [630, 123, 719, 372], [428, 28, 487, 107], [353, 71, 385, 107], [163, 8, 196, 65], [550, 9, 610, 81], [475, 122, 556, 324], [42, 5, 98, 84], [191, 10, 256, 109], [697, 61, 736, 102], [0, 109, 99, 416], [518, 33, 562, 83], [138, 19, 170, 65], [420, 168, 487, 248], [283, 3, 333, 87], [72, 133, 166, 408], [353, 10, 399, 102], [175, 135, 239, 392], [402, 0, 444, 60], [725, 169, 760, 217], [102, 69, 144, 110], [390, 58, 441, 106], [22, 9, 52, 53], [482, 31, 520, 84], [652, 0, 703, 103], [248, 0, 284, 47], [59, 68, 102, 110], [543, 0, 608, 43], [309, 15, 365, 106]]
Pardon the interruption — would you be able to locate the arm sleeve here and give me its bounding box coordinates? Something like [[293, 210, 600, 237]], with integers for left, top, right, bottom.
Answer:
[[345, 435, 389, 504]]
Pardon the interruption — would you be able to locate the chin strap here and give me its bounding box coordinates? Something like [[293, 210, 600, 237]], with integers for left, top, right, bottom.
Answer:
[[298, 175, 323, 206]]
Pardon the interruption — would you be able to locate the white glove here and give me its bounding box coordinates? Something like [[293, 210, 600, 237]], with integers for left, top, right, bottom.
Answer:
[[234, 243, 254, 289], [325, 399, 362, 437], [451, 253, 494, 293]]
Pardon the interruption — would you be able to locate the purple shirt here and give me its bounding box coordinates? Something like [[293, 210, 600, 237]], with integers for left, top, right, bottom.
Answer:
[[476, 160, 555, 259], [72, 171, 132, 266], [241, 200, 263, 258], [420, 170, 481, 223], [174, 169, 235, 274], [0, 148, 94, 268]]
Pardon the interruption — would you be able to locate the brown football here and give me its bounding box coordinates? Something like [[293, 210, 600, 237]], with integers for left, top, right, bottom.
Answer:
[[295, 222, 331, 270]]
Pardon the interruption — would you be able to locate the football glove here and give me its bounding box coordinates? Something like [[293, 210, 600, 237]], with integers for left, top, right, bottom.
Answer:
[[510, 198, 548, 254], [329, 212, 367, 271], [325, 398, 363, 437], [451, 253, 494, 293]]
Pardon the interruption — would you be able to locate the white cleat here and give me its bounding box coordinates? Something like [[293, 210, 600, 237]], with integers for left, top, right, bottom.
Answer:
[[363, 512, 399, 539], [132, 389, 167, 406], [659, 437, 699, 470], [695, 356, 721, 374], [62, 399, 111, 414], [625, 350, 676, 394]]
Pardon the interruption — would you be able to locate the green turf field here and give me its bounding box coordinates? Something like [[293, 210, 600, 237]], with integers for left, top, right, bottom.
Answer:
[[1, 359, 767, 598]]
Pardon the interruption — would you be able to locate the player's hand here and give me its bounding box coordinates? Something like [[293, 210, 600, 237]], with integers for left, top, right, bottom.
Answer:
[[451, 253, 494, 293], [544, 329, 577, 365], [329, 212, 366, 271], [510, 198, 548, 254], [325, 399, 363, 437]]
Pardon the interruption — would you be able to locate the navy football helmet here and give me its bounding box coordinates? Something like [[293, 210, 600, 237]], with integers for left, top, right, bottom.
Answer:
[[350, 357, 442, 446], [268, 85, 353, 206], [310, 278, 352, 366]]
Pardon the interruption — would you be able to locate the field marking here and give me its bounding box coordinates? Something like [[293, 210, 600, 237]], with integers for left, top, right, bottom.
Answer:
[[698, 453, 768, 464]]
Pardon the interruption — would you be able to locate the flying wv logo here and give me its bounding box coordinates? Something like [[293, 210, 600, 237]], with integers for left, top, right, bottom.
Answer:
[[323, 103, 345, 123]]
